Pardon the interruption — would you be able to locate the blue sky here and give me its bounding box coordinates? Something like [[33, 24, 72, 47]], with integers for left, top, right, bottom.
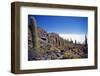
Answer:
[[28, 15, 88, 34]]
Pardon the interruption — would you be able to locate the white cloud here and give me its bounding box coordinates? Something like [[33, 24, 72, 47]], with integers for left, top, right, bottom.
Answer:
[[59, 33, 86, 44]]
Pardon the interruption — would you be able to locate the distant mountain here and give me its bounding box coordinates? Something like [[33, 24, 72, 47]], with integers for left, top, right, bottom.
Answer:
[[59, 34, 86, 44]]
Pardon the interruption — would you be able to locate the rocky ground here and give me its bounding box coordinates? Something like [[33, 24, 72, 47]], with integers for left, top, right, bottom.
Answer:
[[28, 44, 88, 60]]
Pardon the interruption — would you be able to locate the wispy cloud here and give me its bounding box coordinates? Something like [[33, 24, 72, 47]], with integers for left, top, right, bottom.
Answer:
[[59, 34, 86, 44]]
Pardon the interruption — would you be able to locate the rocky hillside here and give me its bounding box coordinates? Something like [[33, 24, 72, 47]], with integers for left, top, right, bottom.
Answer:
[[28, 17, 88, 61]]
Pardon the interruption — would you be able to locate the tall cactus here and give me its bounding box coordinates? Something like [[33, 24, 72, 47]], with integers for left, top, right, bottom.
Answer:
[[29, 16, 39, 51], [75, 40, 76, 45], [85, 35, 87, 46]]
